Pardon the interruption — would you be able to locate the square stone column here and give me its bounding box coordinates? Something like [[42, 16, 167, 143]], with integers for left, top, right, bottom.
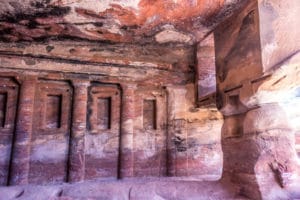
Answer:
[[68, 80, 89, 183], [119, 83, 136, 178], [9, 75, 37, 185]]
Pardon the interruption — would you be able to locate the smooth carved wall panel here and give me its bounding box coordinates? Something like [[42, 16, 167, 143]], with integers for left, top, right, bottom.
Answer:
[[0, 77, 19, 185], [134, 88, 167, 177], [46, 95, 63, 129], [96, 97, 111, 130], [86, 83, 121, 180], [30, 80, 72, 184], [143, 100, 157, 130]]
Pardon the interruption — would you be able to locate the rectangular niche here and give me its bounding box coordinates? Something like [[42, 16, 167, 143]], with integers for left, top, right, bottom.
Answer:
[[88, 84, 120, 133], [30, 80, 72, 184], [143, 99, 157, 130], [46, 94, 62, 129], [0, 92, 7, 128], [97, 97, 111, 130], [85, 84, 120, 180]]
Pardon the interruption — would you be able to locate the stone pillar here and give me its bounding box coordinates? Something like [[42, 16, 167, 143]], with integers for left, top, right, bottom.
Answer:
[[68, 80, 89, 183], [166, 86, 188, 176], [214, 1, 300, 199], [9, 75, 37, 185], [120, 83, 136, 178]]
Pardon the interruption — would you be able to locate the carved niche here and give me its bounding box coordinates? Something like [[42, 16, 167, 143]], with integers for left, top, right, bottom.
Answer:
[[133, 88, 167, 177], [85, 83, 121, 180], [0, 77, 19, 185], [30, 80, 72, 184]]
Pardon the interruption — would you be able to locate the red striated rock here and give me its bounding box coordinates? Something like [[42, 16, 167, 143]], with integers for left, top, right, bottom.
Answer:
[[0, 38, 223, 186], [0, 0, 248, 43], [0, 0, 299, 199]]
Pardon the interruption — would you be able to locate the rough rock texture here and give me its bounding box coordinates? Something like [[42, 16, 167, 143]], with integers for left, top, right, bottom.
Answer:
[[0, 178, 242, 200], [0, 0, 299, 199], [166, 84, 223, 177], [0, 177, 299, 199], [214, 0, 300, 199], [0, 41, 195, 70], [0, 0, 249, 43]]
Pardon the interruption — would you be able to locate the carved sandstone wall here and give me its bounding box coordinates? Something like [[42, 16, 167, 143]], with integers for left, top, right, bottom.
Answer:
[[0, 42, 223, 185]]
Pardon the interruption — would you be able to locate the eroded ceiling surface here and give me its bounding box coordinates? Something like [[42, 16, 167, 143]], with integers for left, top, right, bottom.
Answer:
[[0, 0, 247, 44]]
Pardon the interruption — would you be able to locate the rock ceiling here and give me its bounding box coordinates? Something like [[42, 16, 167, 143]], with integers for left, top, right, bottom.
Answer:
[[0, 0, 248, 44]]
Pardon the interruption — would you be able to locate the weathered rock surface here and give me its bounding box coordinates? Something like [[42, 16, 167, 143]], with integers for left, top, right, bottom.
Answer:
[[0, 0, 249, 43], [0, 0, 299, 199], [0, 178, 240, 200], [214, 0, 300, 199], [196, 34, 216, 106]]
